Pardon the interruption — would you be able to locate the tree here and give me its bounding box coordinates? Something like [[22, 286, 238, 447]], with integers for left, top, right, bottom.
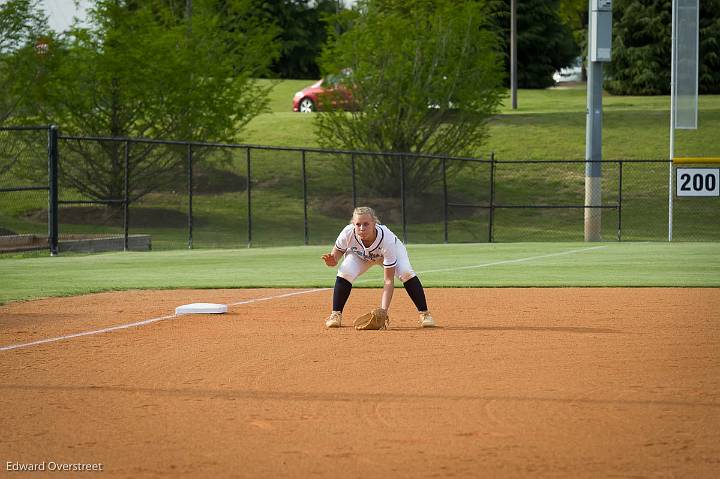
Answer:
[[558, 0, 588, 78], [260, 0, 339, 79], [0, 0, 53, 182], [558, 0, 588, 54], [492, 0, 580, 88], [315, 0, 506, 196], [607, 0, 720, 95], [24, 0, 279, 203], [0, 0, 49, 123]]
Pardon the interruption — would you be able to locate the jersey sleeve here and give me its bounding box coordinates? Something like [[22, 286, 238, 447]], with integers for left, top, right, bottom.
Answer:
[[381, 229, 397, 268], [334, 225, 352, 252]]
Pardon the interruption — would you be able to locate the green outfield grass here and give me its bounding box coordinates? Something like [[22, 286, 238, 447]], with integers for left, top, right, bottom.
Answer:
[[1, 242, 718, 304]]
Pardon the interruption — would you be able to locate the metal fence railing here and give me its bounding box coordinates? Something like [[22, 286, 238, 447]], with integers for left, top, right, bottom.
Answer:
[[1, 126, 718, 255], [0, 125, 58, 254]]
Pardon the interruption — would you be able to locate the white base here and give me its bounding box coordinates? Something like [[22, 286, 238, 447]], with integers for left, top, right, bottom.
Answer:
[[175, 303, 228, 315]]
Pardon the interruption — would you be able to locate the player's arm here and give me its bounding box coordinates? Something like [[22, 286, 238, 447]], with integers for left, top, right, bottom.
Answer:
[[321, 246, 344, 267], [380, 265, 395, 311]]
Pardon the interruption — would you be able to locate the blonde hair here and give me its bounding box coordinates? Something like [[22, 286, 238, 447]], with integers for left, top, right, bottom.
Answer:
[[350, 206, 380, 224]]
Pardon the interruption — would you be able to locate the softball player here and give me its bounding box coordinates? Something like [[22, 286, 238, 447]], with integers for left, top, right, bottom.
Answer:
[[321, 206, 435, 328]]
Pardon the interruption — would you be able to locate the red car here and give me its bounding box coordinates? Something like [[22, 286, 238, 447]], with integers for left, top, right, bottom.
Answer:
[[292, 71, 354, 112]]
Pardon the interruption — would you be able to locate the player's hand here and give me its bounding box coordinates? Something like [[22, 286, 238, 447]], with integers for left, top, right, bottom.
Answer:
[[321, 253, 337, 267]]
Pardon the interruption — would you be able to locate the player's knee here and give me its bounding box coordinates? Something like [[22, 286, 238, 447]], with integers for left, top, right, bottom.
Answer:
[[399, 271, 416, 283], [337, 272, 356, 284]]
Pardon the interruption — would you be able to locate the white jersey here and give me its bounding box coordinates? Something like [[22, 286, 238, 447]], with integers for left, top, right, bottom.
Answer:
[[334, 224, 398, 269]]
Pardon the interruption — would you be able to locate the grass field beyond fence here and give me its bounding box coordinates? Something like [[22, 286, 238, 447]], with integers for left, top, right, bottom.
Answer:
[[1, 242, 718, 304], [2, 83, 719, 251], [246, 81, 720, 161]]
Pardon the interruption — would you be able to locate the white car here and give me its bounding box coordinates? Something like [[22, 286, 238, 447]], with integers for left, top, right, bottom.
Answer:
[[553, 57, 583, 83]]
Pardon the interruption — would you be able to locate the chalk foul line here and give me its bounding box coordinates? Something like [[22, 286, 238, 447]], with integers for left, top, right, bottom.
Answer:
[[351, 245, 609, 284], [417, 245, 608, 275], [0, 288, 330, 352], [1, 246, 608, 352]]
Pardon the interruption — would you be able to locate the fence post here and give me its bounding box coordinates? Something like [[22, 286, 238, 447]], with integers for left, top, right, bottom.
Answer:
[[617, 160, 623, 241], [442, 157, 448, 244], [187, 143, 193, 249], [351, 153, 357, 209], [302, 150, 308, 245], [48, 125, 59, 256], [489, 153, 496, 243], [123, 141, 130, 251], [246, 147, 252, 247], [401, 155, 407, 243]]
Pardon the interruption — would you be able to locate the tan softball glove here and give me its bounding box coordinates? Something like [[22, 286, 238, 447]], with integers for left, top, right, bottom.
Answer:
[[353, 308, 390, 330]]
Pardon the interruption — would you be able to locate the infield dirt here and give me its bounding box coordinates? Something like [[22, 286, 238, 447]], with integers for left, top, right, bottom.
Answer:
[[1, 288, 719, 478]]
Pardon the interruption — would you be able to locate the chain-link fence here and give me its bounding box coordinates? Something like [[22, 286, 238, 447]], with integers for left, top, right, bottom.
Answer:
[[0, 126, 53, 254], [489, 159, 685, 242], [1, 127, 717, 254], [56, 136, 128, 253], [672, 162, 720, 241]]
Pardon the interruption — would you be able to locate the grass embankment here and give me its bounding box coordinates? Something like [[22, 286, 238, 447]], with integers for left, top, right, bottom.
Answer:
[[2, 82, 719, 248], [246, 81, 720, 161]]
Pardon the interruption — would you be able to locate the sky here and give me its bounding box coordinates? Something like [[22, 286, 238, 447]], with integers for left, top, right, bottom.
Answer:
[[40, 0, 90, 32]]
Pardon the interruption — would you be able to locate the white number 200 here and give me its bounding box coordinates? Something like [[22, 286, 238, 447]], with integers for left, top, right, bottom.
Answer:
[[676, 168, 720, 197]]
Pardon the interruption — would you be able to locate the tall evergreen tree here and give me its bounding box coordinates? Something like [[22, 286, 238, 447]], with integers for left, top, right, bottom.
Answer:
[[558, 0, 588, 47], [493, 0, 580, 88], [260, 0, 339, 79], [558, 0, 588, 72], [607, 0, 720, 95]]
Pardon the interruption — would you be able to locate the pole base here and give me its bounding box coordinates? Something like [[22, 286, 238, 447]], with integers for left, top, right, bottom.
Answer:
[[584, 176, 602, 242]]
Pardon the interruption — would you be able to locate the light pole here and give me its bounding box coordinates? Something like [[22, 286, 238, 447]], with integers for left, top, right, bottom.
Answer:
[[510, 0, 517, 110], [584, 0, 612, 242]]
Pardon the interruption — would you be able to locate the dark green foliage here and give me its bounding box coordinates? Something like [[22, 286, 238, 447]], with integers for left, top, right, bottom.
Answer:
[[558, 0, 589, 54], [607, 0, 720, 95], [260, 0, 339, 79], [698, 0, 720, 92], [492, 0, 580, 88], [606, 0, 672, 95]]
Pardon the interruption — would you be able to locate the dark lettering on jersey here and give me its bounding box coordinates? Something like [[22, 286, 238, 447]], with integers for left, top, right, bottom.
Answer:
[[349, 246, 383, 262]]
